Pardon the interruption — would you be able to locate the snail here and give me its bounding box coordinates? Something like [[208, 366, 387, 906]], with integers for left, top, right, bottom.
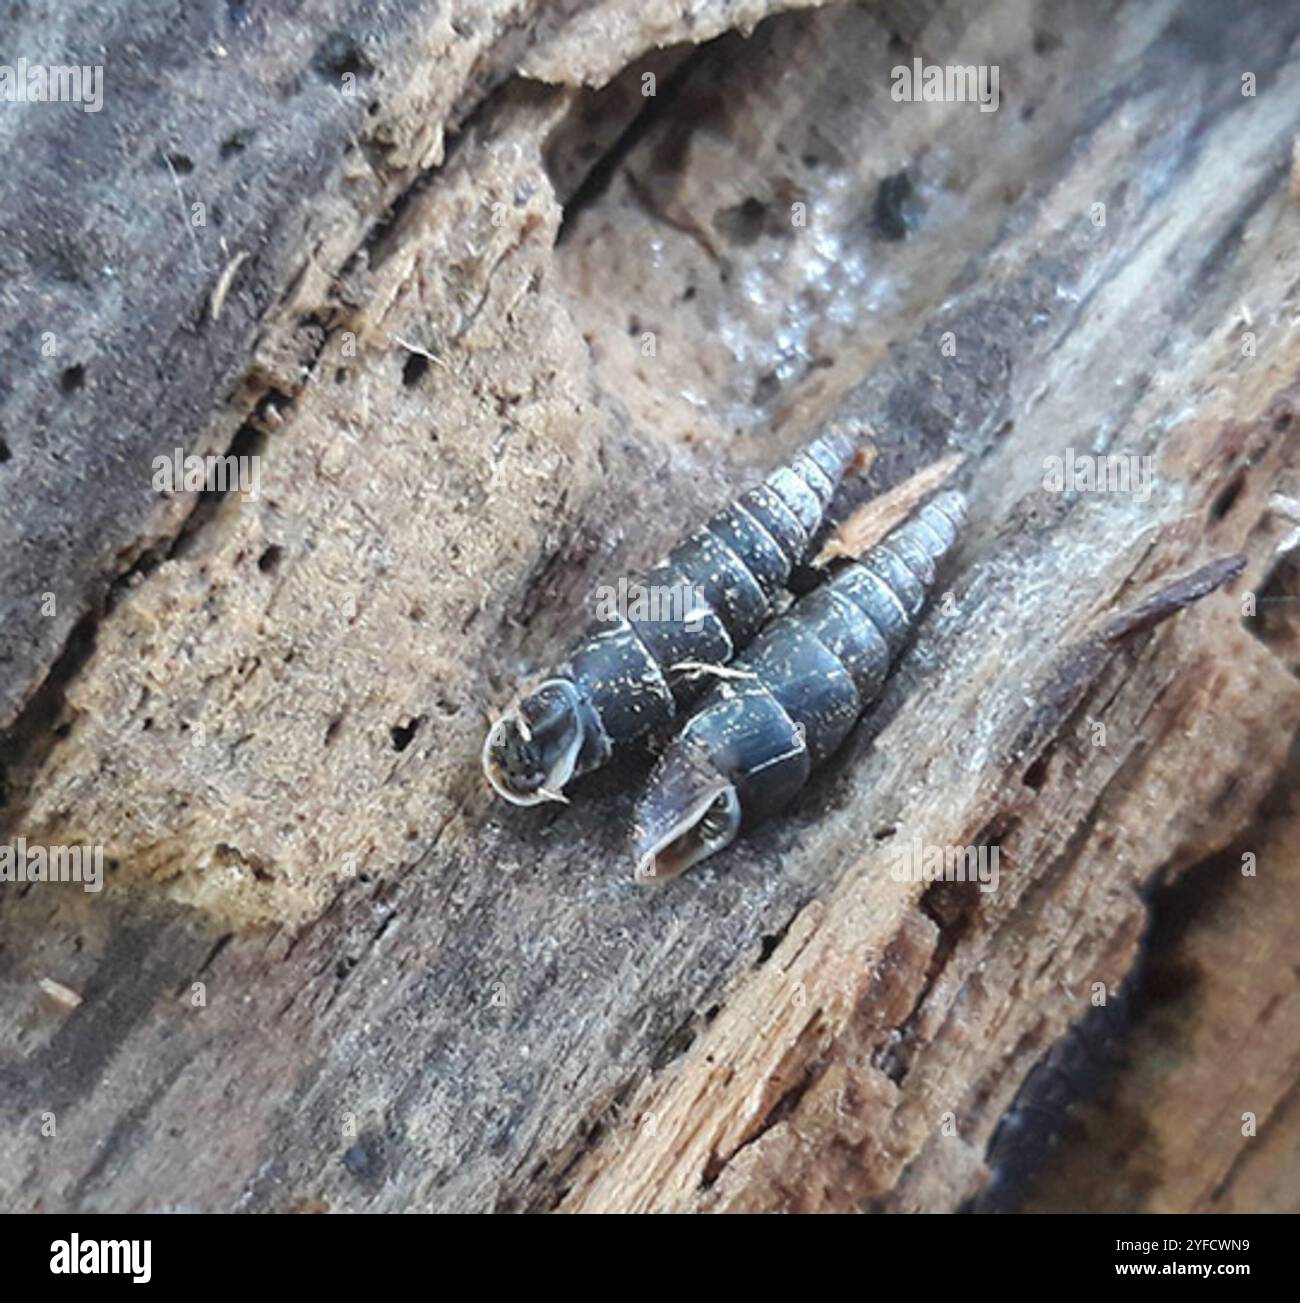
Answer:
[[632, 489, 966, 880], [483, 428, 861, 805]]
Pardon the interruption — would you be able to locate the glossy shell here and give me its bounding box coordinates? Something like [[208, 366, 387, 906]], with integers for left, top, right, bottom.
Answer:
[[484, 428, 860, 803], [633, 490, 966, 877]]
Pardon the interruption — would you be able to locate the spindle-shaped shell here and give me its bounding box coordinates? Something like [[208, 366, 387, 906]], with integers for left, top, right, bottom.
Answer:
[[484, 428, 861, 805], [633, 490, 966, 879]]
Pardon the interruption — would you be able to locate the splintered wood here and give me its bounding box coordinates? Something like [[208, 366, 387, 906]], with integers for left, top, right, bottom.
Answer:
[[1, 0, 1298, 1216], [815, 453, 963, 565]]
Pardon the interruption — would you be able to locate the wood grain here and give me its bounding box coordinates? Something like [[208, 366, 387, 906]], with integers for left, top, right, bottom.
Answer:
[[2, 0, 1298, 1214]]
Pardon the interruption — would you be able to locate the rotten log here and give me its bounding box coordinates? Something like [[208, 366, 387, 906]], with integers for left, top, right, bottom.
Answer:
[[1, 0, 1298, 1214]]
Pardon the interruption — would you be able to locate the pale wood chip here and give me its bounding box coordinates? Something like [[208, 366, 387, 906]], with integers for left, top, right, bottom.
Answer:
[[38, 977, 83, 1009], [814, 452, 964, 565]]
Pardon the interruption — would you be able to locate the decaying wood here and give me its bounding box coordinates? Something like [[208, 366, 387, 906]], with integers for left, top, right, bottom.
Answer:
[[1, 0, 1299, 1215], [1010, 737, 1300, 1214]]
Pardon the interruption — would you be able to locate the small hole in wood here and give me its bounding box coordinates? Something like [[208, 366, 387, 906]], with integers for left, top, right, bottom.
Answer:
[[402, 352, 430, 387], [390, 717, 422, 752], [1023, 753, 1049, 791], [1210, 471, 1245, 521]]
